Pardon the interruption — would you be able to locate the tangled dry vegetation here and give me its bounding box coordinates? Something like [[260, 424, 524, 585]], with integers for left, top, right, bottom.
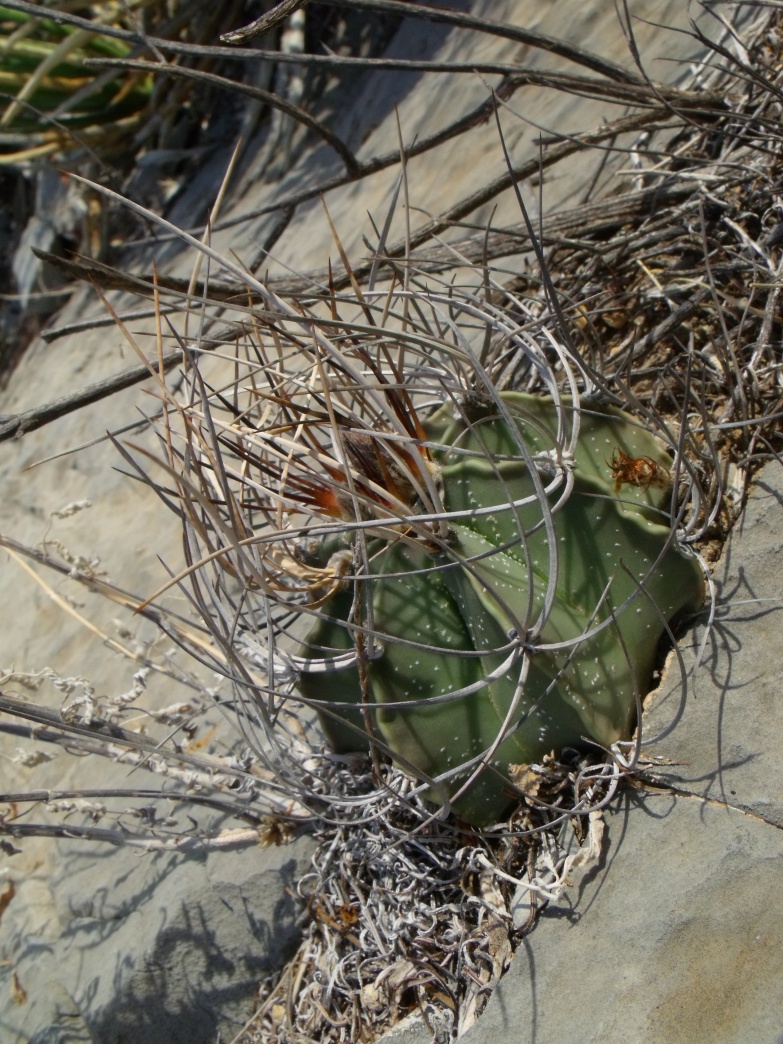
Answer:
[[1, 3, 783, 1043]]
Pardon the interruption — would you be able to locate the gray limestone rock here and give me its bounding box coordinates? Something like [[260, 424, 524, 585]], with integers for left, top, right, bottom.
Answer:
[[0, 832, 314, 1044], [464, 792, 783, 1044], [644, 467, 783, 827]]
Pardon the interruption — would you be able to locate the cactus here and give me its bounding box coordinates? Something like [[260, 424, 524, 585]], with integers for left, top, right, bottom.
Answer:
[[299, 393, 704, 826], [0, 5, 152, 161]]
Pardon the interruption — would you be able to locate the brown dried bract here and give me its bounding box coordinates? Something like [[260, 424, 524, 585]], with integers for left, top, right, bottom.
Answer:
[[11, 970, 26, 1005], [608, 447, 670, 495], [0, 880, 14, 926]]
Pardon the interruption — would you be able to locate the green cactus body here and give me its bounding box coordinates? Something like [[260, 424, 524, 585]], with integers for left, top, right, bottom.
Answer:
[[0, 8, 152, 139], [298, 394, 704, 826]]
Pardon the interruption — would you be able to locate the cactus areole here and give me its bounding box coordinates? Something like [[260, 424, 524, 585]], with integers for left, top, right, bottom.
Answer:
[[298, 394, 704, 826]]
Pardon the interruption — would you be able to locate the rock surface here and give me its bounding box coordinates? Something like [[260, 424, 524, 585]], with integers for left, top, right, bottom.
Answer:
[[0, 2, 774, 1042], [464, 791, 783, 1044], [0, 833, 314, 1044], [644, 467, 783, 828]]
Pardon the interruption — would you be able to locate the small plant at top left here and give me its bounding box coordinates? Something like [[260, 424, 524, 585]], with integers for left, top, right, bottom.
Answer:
[[0, 3, 153, 165]]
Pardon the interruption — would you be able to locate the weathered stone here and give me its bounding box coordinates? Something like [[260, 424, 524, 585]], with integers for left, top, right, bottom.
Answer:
[[644, 466, 783, 827], [464, 791, 783, 1044], [200, 0, 747, 283], [0, 833, 314, 1044]]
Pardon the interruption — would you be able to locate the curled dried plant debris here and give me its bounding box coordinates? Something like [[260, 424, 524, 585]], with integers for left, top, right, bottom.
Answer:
[[235, 749, 614, 1043]]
